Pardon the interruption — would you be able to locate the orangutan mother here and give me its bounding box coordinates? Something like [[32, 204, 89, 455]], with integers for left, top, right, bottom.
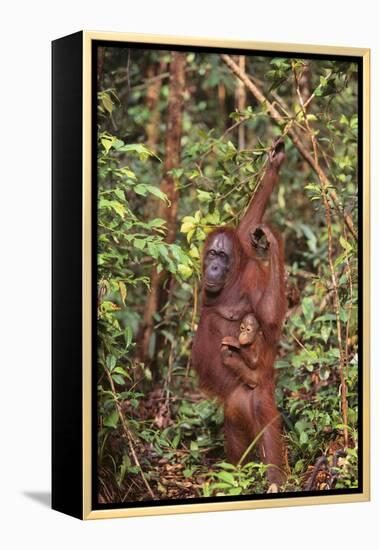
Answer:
[[191, 139, 287, 489]]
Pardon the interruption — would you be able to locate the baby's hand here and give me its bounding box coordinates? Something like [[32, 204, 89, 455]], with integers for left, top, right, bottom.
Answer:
[[221, 336, 240, 350]]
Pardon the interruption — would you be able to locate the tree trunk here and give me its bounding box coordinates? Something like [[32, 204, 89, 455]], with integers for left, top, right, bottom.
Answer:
[[235, 56, 246, 150], [97, 46, 105, 89], [139, 51, 186, 366], [145, 59, 166, 153], [218, 82, 227, 131], [143, 59, 166, 220]]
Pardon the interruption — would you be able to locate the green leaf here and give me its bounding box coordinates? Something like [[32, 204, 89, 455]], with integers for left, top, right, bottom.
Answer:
[[189, 246, 200, 259], [134, 184, 169, 203], [117, 454, 131, 487], [178, 264, 193, 279], [113, 139, 125, 150], [104, 408, 118, 428], [217, 471, 236, 485], [124, 326, 133, 348], [101, 135, 116, 153], [149, 218, 166, 228], [339, 235, 352, 252], [133, 184, 148, 197], [181, 216, 196, 224], [295, 419, 309, 433], [302, 297, 314, 323], [187, 229, 195, 243], [321, 325, 331, 343], [133, 238, 146, 250], [300, 224, 317, 253], [197, 189, 213, 203], [112, 373, 125, 385], [118, 166, 137, 180], [113, 366, 129, 377], [181, 221, 195, 234], [114, 188, 125, 201], [117, 143, 160, 161], [190, 441, 199, 451], [215, 462, 236, 471], [172, 433, 181, 449], [103, 95, 114, 114], [339, 308, 348, 323], [228, 487, 243, 495], [319, 365, 330, 380], [100, 199, 125, 218], [205, 210, 221, 225], [106, 355, 116, 371], [118, 281, 127, 305]]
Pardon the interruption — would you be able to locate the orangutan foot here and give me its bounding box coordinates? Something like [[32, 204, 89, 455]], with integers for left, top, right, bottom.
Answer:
[[267, 483, 279, 494]]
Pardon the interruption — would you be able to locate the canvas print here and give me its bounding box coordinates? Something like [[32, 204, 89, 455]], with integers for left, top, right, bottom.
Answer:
[[95, 44, 361, 506]]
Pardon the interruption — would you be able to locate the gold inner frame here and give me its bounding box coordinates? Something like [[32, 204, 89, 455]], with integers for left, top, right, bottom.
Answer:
[[82, 31, 370, 520]]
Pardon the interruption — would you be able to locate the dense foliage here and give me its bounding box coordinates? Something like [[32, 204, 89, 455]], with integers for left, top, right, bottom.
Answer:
[[96, 47, 359, 503]]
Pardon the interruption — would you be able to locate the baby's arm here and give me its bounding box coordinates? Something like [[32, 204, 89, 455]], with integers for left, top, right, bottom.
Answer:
[[220, 341, 258, 388]]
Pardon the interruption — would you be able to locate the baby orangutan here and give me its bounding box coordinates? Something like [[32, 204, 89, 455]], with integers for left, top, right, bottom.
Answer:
[[220, 313, 262, 389]]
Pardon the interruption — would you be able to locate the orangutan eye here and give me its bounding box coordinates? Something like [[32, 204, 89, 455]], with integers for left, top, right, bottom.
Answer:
[[247, 326, 252, 332], [240, 324, 245, 331], [209, 250, 216, 256]]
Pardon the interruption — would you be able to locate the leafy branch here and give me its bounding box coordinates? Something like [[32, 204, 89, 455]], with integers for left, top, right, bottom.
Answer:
[[220, 53, 357, 241]]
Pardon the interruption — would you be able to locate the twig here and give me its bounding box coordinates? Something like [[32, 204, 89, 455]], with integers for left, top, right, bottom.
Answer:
[[248, 71, 311, 131], [191, 280, 199, 331], [330, 450, 347, 487], [164, 343, 175, 412], [343, 225, 355, 362], [237, 413, 281, 467], [304, 455, 328, 491], [220, 117, 249, 141], [288, 267, 317, 280], [305, 449, 347, 490], [117, 66, 196, 92], [236, 55, 246, 150], [292, 63, 349, 448], [291, 333, 313, 355], [220, 54, 357, 242], [104, 367, 156, 500], [186, 280, 199, 378]]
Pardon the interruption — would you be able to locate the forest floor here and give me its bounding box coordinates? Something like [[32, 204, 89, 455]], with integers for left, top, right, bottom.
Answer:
[[97, 381, 340, 504]]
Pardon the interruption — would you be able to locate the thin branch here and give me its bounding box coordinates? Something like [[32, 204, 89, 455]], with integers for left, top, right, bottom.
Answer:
[[237, 413, 281, 467], [343, 225, 355, 362], [185, 279, 199, 378], [105, 367, 156, 500], [164, 342, 175, 412], [220, 116, 249, 141], [304, 456, 329, 491], [236, 55, 246, 150], [117, 66, 196, 92], [293, 63, 349, 448], [291, 332, 314, 355]]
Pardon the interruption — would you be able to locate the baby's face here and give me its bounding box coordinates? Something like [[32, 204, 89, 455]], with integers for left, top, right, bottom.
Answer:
[[239, 315, 259, 345]]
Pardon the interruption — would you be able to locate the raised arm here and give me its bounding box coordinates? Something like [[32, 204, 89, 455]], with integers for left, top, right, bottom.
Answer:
[[236, 139, 285, 255]]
